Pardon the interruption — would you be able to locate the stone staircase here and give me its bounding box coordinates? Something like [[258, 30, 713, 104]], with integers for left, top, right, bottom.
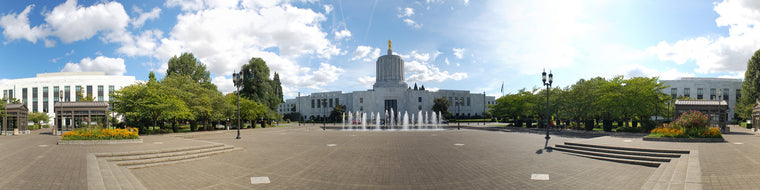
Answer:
[[549, 142, 701, 189], [87, 143, 242, 190]]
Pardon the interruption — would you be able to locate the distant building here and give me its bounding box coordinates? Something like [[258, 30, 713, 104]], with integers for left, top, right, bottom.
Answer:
[[278, 41, 496, 120], [0, 72, 137, 124], [660, 77, 742, 122]]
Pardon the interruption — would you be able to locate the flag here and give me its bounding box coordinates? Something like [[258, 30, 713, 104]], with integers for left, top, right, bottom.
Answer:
[[500, 82, 504, 94]]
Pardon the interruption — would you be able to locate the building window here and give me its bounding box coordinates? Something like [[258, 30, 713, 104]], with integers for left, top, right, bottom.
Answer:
[[22, 88, 27, 104], [43, 87, 48, 112], [2, 90, 6, 99], [54, 86, 59, 102], [710, 88, 716, 100], [723, 88, 729, 101], [65, 86, 71, 102], [109, 85, 114, 101], [697, 88, 703, 99], [311, 99, 315, 108], [32, 87, 38, 103], [418, 105, 422, 110], [684, 88, 690, 98], [98, 85, 104, 101], [467, 97, 471, 106], [418, 97, 422, 102], [670, 88, 677, 99], [329, 99, 333, 107], [335, 98, 339, 106], [33, 102, 37, 112], [737, 89, 741, 102], [317, 99, 321, 108], [360, 98, 363, 103], [76, 86, 82, 101], [360, 106, 363, 111], [87, 85, 93, 98]]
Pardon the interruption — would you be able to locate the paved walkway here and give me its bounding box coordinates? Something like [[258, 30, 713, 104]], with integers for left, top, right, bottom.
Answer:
[[1, 123, 759, 189]]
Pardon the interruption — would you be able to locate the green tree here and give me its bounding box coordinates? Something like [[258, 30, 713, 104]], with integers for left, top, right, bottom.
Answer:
[[329, 105, 347, 122], [76, 91, 95, 102], [240, 57, 282, 110], [432, 97, 452, 118], [28, 112, 50, 126], [226, 93, 268, 127], [738, 49, 760, 120], [166, 52, 214, 89]]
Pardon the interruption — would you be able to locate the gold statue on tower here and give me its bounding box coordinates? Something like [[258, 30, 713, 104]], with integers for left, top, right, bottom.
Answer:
[[388, 39, 392, 50]]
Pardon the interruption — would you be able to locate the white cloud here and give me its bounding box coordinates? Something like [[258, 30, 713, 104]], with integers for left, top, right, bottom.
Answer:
[[152, 2, 342, 96], [398, 7, 414, 18], [131, 6, 161, 28], [646, 0, 760, 74], [452, 48, 465, 59], [0, 4, 49, 44], [402, 18, 421, 28], [444, 57, 450, 65], [61, 56, 127, 75], [324, 4, 333, 14], [464, 0, 470, 6], [301, 63, 345, 89], [357, 76, 375, 88], [718, 71, 743, 79], [44, 0, 130, 43], [622, 64, 694, 80], [334, 29, 351, 40], [351, 46, 380, 62], [402, 50, 468, 83], [212, 75, 235, 94]]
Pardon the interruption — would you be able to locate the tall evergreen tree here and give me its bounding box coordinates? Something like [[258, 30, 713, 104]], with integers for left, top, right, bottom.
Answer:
[[240, 57, 280, 110], [738, 49, 760, 120]]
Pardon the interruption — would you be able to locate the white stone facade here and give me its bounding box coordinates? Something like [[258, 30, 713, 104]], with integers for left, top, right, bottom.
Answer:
[[660, 77, 742, 122], [0, 72, 138, 124], [279, 46, 496, 120]]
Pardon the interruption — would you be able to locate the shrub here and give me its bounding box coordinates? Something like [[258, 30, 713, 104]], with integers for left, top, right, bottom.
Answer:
[[61, 127, 139, 140], [649, 110, 720, 138], [616, 126, 640, 133]]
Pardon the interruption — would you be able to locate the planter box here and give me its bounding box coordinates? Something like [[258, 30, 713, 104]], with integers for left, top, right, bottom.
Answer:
[[643, 136, 724, 143], [57, 139, 143, 145]]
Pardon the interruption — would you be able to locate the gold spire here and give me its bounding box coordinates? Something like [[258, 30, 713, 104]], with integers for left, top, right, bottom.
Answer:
[[388, 39, 392, 50]]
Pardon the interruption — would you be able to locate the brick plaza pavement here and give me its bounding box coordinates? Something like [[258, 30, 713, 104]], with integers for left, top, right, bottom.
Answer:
[[2, 123, 760, 189]]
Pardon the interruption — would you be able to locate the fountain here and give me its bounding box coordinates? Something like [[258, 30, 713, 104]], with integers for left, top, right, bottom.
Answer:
[[336, 108, 446, 131]]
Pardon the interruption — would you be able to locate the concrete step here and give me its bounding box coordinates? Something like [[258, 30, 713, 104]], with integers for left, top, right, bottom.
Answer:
[[562, 152, 662, 167], [97, 158, 121, 190], [94, 143, 225, 157], [115, 147, 242, 167], [126, 156, 211, 169], [556, 144, 682, 158], [105, 145, 234, 162], [565, 142, 689, 154], [107, 161, 135, 190], [550, 146, 673, 163]]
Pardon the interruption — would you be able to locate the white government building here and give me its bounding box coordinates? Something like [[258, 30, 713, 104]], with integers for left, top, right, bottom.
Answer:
[[660, 77, 742, 122], [278, 41, 496, 121], [0, 72, 137, 124]]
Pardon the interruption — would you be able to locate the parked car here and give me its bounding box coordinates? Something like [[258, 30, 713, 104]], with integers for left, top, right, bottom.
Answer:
[[441, 120, 448, 124]]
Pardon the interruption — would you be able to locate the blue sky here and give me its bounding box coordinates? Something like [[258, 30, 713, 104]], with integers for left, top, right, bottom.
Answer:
[[0, 0, 757, 98]]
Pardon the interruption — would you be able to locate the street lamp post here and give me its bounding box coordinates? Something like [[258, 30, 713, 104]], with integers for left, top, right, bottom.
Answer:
[[322, 99, 327, 130], [542, 69, 553, 149], [233, 70, 244, 139]]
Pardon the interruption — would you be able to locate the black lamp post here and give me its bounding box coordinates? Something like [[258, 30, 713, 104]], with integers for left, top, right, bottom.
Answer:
[[456, 97, 462, 130], [233, 70, 244, 139], [542, 69, 553, 149], [322, 99, 327, 130]]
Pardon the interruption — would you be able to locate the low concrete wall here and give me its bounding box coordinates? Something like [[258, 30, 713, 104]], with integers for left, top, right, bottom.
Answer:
[[642, 137, 724, 143], [57, 139, 143, 145]]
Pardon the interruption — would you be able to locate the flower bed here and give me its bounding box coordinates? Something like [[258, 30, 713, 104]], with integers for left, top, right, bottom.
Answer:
[[61, 127, 139, 140], [647, 110, 722, 139]]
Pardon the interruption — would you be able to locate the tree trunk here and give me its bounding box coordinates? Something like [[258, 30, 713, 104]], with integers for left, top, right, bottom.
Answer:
[[172, 118, 178, 133]]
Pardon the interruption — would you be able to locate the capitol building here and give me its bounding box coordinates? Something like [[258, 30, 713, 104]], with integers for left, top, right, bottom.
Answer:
[[278, 41, 496, 120]]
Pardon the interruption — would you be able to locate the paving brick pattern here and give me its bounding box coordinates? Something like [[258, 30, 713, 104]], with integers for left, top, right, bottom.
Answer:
[[2, 124, 760, 189], [132, 126, 653, 189]]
